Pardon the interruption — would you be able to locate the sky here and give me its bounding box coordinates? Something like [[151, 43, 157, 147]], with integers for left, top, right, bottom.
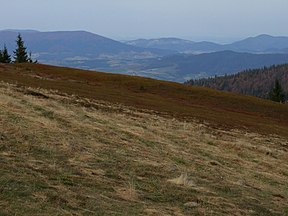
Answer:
[[1, 0, 288, 43]]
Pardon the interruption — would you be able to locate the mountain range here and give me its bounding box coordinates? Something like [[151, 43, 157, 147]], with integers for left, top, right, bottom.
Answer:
[[1, 30, 288, 82], [0, 30, 171, 62], [125, 34, 288, 54]]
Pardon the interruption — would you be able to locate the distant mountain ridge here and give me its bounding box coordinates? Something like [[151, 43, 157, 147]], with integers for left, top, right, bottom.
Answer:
[[125, 34, 288, 54], [227, 34, 288, 53], [0, 30, 172, 63], [126, 38, 197, 52]]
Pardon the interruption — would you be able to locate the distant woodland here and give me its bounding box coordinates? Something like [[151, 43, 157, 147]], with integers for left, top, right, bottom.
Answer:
[[186, 64, 288, 100]]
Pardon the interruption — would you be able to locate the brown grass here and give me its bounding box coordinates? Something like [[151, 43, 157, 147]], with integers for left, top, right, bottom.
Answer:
[[1, 63, 288, 137], [167, 173, 196, 187], [0, 81, 288, 215]]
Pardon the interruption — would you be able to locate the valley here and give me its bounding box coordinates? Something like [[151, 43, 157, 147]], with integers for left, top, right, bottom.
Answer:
[[2, 30, 288, 82]]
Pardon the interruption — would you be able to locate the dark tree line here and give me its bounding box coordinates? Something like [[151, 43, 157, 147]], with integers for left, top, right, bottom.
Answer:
[[0, 33, 35, 64], [185, 64, 288, 103]]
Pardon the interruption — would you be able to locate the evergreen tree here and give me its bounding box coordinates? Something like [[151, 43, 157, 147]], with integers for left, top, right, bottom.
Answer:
[[269, 79, 285, 103], [2, 45, 11, 63], [13, 34, 29, 63]]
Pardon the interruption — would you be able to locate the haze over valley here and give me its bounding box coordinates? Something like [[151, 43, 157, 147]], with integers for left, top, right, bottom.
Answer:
[[1, 30, 288, 82]]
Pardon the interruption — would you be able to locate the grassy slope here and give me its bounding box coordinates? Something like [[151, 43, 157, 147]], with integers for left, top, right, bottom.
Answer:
[[0, 64, 288, 137], [1, 64, 288, 215], [1, 82, 288, 215]]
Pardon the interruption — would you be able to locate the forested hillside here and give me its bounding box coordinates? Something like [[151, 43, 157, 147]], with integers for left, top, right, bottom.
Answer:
[[186, 64, 288, 99], [142, 51, 288, 82]]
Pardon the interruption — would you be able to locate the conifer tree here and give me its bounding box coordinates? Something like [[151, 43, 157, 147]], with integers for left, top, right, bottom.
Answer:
[[13, 34, 29, 63], [269, 79, 285, 103], [2, 45, 11, 63]]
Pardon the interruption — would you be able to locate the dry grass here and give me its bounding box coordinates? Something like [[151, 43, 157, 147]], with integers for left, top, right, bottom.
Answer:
[[1, 81, 288, 215], [167, 173, 196, 187], [1, 63, 288, 137]]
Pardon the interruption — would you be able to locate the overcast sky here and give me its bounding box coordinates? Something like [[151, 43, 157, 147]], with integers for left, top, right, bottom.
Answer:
[[1, 0, 288, 43]]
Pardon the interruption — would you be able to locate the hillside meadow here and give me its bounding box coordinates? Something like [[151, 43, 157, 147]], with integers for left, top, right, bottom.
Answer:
[[0, 64, 288, 215], [1, 64, 288, 137]]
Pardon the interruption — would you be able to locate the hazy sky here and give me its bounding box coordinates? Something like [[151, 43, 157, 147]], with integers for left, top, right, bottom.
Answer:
[[1, 0, 288, 43]]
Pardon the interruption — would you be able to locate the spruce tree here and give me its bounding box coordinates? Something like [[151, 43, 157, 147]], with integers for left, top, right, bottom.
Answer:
[[2, 45, 11, 63], [13, 34, 29, 63], [269, 79, 285, 103]]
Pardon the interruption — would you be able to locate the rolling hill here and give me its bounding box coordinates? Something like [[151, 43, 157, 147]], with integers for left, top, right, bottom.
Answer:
[[140, 51, 288, 82], [126, 34, 288, 54], [186, 64, 288, 99], [1, 64, 288, 215], [1, 63, 288, 136], [0, 30, 177, 78], [227, 34, 288, 53], [0, 30, 171, 62], [125, 38, 222, 53]]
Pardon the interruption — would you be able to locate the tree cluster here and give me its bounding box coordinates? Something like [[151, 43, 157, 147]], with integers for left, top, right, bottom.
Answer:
[[185, 64, 288, 103], [269, 79, 285, 103], [0, 45, 11, 63], [0, 33, 35, 64]]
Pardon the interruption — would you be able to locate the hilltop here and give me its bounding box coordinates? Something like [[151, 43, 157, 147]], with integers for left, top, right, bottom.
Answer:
[[1, 64, 288, 215], [186, 64, 288, 99]]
